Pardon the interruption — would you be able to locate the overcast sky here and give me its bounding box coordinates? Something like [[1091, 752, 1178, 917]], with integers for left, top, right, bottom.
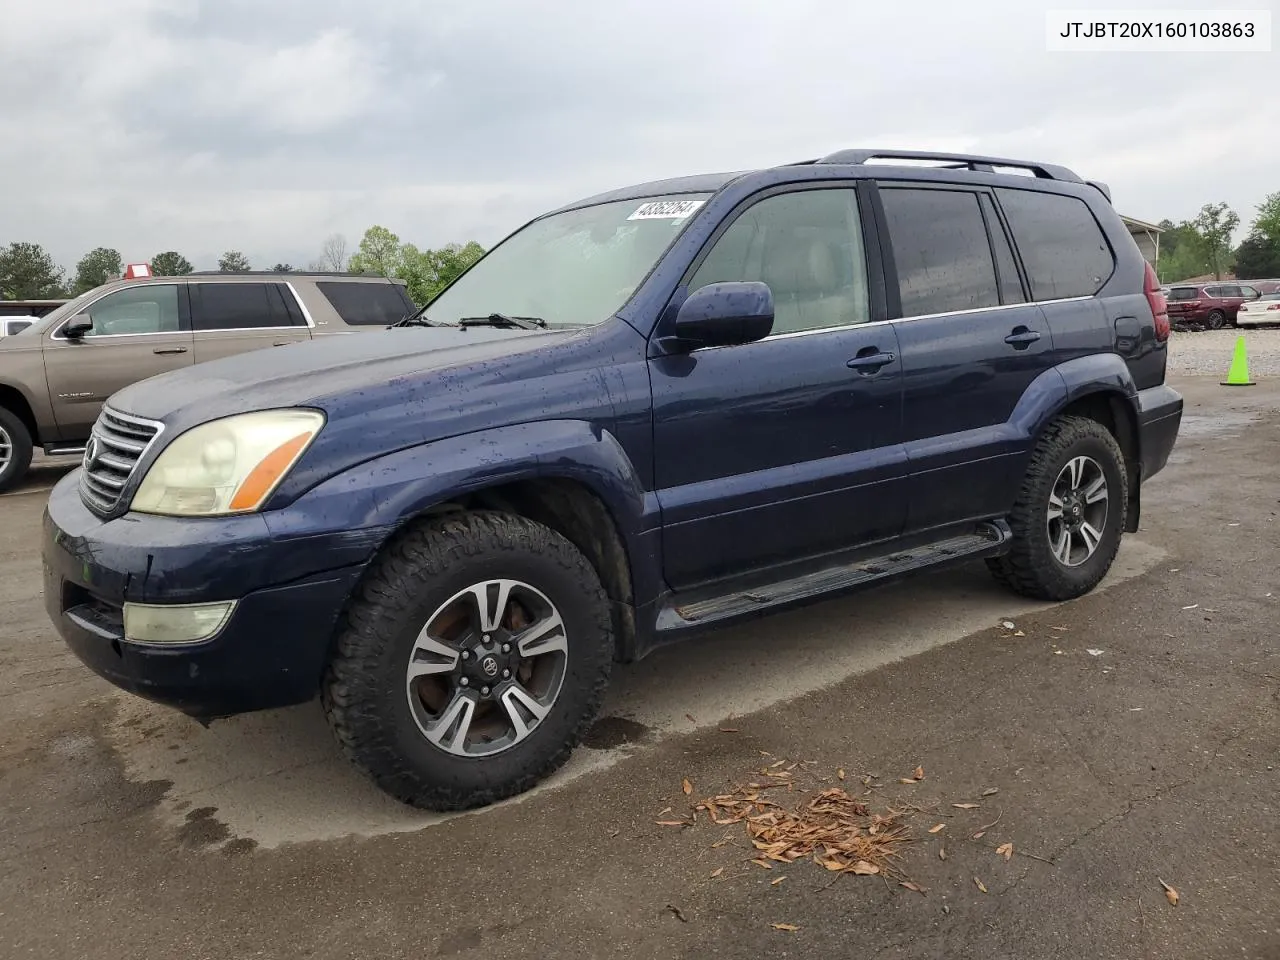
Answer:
[[1, 0, 1276, 273]]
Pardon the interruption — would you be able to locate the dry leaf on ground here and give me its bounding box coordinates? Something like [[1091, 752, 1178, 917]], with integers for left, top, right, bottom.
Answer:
[[900, 881, 926, 894], [928, 823, 946, 834], [837, 769, 846, 781], [972, 831, 987, 840], [939, 847, 948, 860], [996, 843, 1013, 861], [914, 766, 925, 780], [982, 788, 1000, 797], [656, 820, 690, 827], [771, 923, 799, 932], [1159, 879, 1179, 905], [692, 777, 910, 882], [682, 778, 693, 796], [709, 867, 724, 878], [974, 877, 988, 894], [771, 876, 786, 886], [953, 803, 980, 810]]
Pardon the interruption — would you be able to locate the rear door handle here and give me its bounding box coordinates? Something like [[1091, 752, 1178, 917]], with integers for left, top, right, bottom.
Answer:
[[846, 350, 896, 373], [152, 346, 188, 355], [1004, 327, 1041, 349], [272, 341, 292, 347]]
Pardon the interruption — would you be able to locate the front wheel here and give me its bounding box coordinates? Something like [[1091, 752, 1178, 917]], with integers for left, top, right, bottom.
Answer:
[[0, 407, 34, 493], [987, 416, 1128, 601], [323, 511, 614, 811]]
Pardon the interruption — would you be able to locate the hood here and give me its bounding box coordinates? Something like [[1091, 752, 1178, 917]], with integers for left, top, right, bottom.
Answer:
[[111, 325, 559, 423]]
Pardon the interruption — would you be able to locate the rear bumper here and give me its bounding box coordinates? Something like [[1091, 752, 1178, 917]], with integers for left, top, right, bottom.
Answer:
[[1136, 383, 1183, 482]]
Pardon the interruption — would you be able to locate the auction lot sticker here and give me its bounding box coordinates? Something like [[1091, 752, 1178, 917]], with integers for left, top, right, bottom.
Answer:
[[628, 199, 706, 221]]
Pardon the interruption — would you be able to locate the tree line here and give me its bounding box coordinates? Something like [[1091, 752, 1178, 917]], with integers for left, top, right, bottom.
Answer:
[[1156, 192, 1280, 282], [0, 228, 486, 306]]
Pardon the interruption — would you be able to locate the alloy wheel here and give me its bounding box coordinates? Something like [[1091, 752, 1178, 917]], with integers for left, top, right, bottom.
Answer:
[[404, 579, 569, 757], [1046, 455, 1109, 567]]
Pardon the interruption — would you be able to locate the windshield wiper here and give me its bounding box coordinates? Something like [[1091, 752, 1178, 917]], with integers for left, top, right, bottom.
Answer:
[[458, 313, 546, 330], [388, 304, 444, 328]]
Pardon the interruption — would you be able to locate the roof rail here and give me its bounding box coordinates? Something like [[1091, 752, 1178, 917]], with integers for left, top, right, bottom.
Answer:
[[814, 149, 1083, 183], [183, 270, 390, 278]]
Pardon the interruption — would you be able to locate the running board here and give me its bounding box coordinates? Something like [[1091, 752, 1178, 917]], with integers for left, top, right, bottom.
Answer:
[[655, 521, 1011, 633], [43, 443, 86, 457]]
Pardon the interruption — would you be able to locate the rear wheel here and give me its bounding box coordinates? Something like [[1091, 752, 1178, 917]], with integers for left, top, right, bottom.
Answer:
[[0, 407, 34, 493], [987, 416, 1128, 601], [323, 510, 614, 811], [1206, 309, 1227, 330]]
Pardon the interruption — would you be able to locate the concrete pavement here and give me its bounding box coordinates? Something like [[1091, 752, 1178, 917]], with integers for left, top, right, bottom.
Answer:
[[1, 376, 1277, 960]]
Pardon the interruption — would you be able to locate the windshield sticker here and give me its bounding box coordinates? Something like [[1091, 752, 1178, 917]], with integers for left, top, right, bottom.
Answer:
[[627, 199, 705, 221]]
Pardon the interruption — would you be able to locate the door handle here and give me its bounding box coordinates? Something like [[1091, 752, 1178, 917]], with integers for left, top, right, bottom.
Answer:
[[1004, 327, 1041, 349], [152, 346, 188, 355], [846, 349, 897, 373], [272, 340, 292, 347]]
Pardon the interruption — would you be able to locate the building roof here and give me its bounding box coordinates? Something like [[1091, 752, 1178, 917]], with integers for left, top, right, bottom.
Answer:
[[1121, 216, 1164, 233]]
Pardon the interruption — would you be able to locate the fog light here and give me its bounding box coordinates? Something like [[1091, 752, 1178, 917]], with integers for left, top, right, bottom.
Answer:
[[122, 601, 237, 644]]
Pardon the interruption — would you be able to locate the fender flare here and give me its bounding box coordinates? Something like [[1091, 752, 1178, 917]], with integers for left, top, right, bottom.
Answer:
[[269, 418, 662, 603]]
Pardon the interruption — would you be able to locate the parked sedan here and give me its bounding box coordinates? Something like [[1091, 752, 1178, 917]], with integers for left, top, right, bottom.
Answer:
[[1165, 283, 1261, 328], [1236, 292, 1280, 327]]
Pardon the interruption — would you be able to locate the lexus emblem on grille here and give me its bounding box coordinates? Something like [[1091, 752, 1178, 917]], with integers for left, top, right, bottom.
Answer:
[[83, 436, 99, 470]]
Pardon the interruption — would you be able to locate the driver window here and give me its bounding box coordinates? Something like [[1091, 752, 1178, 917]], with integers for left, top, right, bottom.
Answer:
[[689, 189, 871, 335], [81, 285, 181, 337]]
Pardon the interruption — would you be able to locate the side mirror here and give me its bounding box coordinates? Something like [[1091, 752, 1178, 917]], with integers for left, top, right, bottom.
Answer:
[[671, 281, 774, 349], [63, 315, 93, 339]]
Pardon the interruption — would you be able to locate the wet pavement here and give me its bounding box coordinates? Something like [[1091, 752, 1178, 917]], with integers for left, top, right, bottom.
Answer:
[[1, 376, 1277, 960]]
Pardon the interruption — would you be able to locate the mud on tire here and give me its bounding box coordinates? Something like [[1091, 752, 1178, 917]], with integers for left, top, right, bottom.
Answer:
[[987, 415, 1128, 602], [322, 510, 614, 811]]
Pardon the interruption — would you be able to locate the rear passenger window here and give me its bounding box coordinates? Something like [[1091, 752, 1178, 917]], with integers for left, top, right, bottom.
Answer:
[[192, 283, 297, 330], [979, 194, 1026, 305], [317, 282, 416, 326], [995, 188, 1114, 300], [879, 188, 1001, 316]]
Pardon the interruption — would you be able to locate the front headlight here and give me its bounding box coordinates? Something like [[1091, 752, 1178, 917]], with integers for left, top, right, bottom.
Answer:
[[132, 409, 325, 517]]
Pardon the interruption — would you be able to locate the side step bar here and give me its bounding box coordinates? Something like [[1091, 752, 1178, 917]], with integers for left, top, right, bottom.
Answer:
[[655, 521, 1011, 634], [43, 443, 86, 457]]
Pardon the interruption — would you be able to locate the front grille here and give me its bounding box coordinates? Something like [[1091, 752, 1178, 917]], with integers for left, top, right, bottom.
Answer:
[[79, 407, 164, 515]]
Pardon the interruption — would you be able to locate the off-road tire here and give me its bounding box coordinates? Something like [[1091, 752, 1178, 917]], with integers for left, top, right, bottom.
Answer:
[[0, 407, 34, 493], [322, 510, 613, 811], [986, 416, 1128, 602]]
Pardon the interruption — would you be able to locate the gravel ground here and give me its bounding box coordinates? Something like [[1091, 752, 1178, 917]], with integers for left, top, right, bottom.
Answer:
[[1167, 327, 1280, 376]]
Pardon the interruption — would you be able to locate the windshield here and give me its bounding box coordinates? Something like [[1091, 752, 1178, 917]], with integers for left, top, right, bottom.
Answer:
[[423, 194, 711, 328]]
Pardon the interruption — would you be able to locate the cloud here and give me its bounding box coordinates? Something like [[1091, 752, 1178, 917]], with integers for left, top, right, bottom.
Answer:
[[0, 0, 1276, 272]]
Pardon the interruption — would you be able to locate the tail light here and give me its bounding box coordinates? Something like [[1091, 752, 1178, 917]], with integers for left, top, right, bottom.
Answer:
[[1144, 262, 1169, 341], [1269, 304, 1280, 311]]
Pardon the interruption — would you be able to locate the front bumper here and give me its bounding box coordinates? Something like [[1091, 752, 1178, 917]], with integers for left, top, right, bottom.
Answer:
[[42, 470, 388, 718]]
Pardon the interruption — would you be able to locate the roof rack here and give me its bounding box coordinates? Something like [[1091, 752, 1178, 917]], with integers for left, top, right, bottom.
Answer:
[[812, 149, 1084, 184]]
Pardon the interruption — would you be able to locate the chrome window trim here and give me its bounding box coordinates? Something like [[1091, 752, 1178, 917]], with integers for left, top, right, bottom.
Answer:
[[50, 281, 184, 342], [187, 280, 316, 332], [51, 279, 319, 340], [685, 295, 1093, 353]]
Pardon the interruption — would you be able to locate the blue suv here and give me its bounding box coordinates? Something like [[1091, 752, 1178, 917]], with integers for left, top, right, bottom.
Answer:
[[42, 149, 1183, 810]]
